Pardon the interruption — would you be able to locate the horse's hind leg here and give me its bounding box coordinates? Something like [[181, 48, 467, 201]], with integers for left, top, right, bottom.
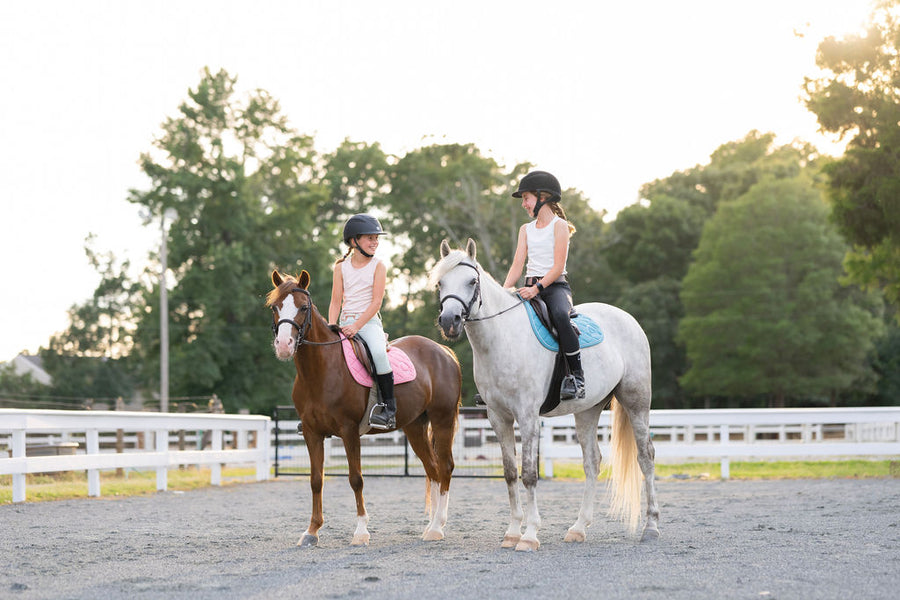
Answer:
[[486, 407, 524, 549], [564, 402, 605, 543], [405, 418, 449, 541]]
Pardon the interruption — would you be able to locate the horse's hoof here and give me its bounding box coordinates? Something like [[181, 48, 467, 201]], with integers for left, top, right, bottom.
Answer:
[[422, 529, 444, 541], [514, 538, 540, 552], [297, 534, 318, 548], [350, 533, 370, 546], [564, 529, 586, 543], [501, 534, 521, 548], [640, 527, 660, 543]]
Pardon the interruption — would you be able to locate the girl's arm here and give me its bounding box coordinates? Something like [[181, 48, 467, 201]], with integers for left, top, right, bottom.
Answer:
[[342, 261, 387, 337], [328, 264, 343, 324], [502, 224, 528, 289]]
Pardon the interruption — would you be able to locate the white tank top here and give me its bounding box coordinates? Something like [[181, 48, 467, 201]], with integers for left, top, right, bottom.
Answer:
[[340, 257, 381, 315], [525, 216, 567, 277]]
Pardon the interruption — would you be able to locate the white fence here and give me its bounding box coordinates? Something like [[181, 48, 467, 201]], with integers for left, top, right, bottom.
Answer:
[[0, 409, 271, 503], [271, 407, 900, 480], [3, 408, 899, 503], [540, 407, 900, 478]]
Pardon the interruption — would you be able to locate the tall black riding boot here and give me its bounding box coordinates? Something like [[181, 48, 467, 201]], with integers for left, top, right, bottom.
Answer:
[[370, 372, 397, 430], [560, 351, 585, 400]]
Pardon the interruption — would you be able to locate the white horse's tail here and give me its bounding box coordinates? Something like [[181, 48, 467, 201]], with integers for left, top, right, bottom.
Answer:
[[607, 397, 642, 533]]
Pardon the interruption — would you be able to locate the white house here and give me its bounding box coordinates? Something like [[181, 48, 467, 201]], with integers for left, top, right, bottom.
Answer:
[[3, 353, 52, 386]]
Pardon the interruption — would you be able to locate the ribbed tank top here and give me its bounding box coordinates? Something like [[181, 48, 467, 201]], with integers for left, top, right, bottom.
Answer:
[[525, 216, 567, 277], [341, 257, 381, 315]]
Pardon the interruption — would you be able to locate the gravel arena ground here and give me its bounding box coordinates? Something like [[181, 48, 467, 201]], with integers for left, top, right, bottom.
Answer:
[[2, 475, 899, 600]]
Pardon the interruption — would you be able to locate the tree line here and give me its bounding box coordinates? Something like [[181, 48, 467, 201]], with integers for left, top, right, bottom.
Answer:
[[6, 3, 900, 413]]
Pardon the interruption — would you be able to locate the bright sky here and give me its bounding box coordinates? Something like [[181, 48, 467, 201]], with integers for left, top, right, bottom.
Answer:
[[0, 0, 873, 360]]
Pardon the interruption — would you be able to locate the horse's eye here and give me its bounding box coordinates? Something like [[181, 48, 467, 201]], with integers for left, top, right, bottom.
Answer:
[[469, 278, 477, 287]]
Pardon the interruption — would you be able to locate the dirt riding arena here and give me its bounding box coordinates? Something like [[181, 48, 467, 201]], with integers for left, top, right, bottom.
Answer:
[[3, 476, 898, 599]]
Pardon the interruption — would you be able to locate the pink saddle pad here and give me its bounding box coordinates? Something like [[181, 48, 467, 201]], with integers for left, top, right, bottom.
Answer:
[[340, 337, 417, 387]]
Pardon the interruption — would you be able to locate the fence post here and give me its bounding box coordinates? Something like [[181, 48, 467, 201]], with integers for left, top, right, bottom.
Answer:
[[720, 424, 730, 480], [540, 420, 554, 478], [115, 397, 125, 478], [87, 429, 101, 497], [12, 429, 26, 503], [211, 429, 223, 485], [156, 429, 169, 491]]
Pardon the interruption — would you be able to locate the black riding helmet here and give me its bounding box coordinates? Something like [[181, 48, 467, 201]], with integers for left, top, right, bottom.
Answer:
[[343, 214, 386, 244], [512, 171, 562, 218], [343, 214, 387, 257]]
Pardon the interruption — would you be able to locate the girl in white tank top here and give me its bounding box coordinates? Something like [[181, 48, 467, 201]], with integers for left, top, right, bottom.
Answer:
[[502, 171, 585, 401], [328, 214, 396, 429]]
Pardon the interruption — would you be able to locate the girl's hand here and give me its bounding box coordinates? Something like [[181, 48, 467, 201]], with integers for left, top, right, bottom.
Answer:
[[341, 324, 359, 337], [517, 285, 538, 300]]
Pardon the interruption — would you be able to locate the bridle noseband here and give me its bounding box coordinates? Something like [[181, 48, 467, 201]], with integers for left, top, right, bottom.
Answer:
[[438, 260, 525, 324], [271, 287, 313, 353], [438, 261, 482, 321]]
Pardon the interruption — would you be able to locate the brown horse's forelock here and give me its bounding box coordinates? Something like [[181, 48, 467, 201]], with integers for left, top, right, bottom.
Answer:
[[266, 275, 300, 308]]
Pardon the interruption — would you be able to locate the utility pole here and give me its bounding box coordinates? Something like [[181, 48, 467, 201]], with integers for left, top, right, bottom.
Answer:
[[159, 208, 176, 413]]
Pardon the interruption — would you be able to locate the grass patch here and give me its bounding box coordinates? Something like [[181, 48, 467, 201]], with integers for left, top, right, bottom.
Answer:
[[548, 459, 896, 480], [0, 467, 259, 504], [4, 460, 896, 503]]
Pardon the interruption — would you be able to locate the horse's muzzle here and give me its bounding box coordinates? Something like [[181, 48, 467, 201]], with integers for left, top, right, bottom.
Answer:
[[273, 337, 296, 361], [438, 312, 463, 341]]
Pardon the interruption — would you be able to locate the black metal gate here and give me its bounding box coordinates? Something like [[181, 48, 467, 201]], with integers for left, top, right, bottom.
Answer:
[[273, 406, 506, 478]]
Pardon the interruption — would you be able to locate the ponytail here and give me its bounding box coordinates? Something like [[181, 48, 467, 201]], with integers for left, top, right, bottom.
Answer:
[[334, 246, 353, 265], [543, 195, 576, 237]]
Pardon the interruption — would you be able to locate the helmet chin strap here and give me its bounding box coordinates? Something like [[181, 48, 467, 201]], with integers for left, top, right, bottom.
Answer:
[[353, 237, 374, 258], [531, 198, 547, 219]]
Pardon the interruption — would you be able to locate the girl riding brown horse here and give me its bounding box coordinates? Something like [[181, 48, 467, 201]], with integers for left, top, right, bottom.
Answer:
[[267, 269, 461, 547]]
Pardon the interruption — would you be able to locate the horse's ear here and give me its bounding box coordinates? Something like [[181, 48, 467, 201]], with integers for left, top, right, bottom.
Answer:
[[298, 270, 310, 290], [440, 239, 451, 258], [272, 270, 283, 287], [466, 238, 477, 259]]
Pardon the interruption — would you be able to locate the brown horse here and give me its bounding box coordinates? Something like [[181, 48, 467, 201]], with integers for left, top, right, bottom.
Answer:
[[266, 270, 461, 547]]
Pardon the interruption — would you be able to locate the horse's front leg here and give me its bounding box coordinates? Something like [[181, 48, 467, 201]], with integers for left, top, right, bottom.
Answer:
[[298, 429, 325, 548], [341, 433, 370, 546], [565, 403, 605, 543], [486, 407, 524, 548], [516, 414, 542, 552]]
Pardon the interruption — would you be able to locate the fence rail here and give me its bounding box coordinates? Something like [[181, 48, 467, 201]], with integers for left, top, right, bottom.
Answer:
[[541, 406, 900, 478], [3, 407, 898, 503], [272, 406, 900, 480], [0, 409, 271, 502]]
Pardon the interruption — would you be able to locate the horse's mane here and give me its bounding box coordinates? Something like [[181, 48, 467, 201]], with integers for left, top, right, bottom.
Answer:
[[265, 274, 301, 307]]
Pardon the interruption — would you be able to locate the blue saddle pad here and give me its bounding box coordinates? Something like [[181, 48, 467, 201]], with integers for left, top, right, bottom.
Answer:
[[523, 300, 604, 352]]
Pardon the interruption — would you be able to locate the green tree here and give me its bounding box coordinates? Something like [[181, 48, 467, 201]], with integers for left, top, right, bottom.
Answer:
[[39, 237, 139, 403], [128, 68, 334, 413], [608, 132, 825, 407], [804, 1, 900, 310], [678, 177, 883, 407]]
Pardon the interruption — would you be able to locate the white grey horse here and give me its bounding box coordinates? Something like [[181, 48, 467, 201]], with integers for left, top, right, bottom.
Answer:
[[432, 239, 659, 550]]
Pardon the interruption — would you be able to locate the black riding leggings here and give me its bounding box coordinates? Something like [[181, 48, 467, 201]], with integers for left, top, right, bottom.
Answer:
[[538, 282, 579, 354]]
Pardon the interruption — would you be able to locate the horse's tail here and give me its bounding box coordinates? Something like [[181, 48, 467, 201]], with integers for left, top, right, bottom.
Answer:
[[424, 420, 434, 518], [607, 396, 642, 533]]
